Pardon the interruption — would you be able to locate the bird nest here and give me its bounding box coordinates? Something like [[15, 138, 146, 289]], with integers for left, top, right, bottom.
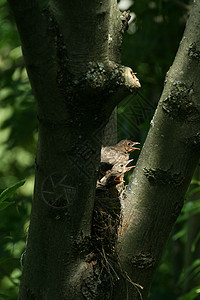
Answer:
[[92, 196, 121, 256], [86, 195, 143, 299], [81, 140, 142, 298]]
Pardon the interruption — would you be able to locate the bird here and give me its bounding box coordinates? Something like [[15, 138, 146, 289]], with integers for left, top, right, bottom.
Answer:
[[99, 140, 139, 181], [96, 160, 135, 192], [101, 140, 140, 166], [93, 140, 139, 254], [96, 139, 140, 201], [95, 159, 135, 227]]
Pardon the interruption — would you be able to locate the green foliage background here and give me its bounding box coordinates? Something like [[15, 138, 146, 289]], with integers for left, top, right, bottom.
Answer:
[[0, 0, 200, 299]]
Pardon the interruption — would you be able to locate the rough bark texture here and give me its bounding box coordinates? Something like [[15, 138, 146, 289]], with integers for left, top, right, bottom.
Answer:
[[115, 2, 200, 299], [7, 0, 200, 299], [7, 0, 140, 299]]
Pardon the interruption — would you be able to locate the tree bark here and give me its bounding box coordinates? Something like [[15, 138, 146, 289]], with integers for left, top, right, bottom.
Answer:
[[7, 0, 200, 299], [7, 0, 140, 299], [116, 2, 200, 299]]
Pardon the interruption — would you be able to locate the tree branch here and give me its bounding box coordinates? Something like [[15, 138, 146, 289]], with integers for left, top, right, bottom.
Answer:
[[116, 1, 200, 298]]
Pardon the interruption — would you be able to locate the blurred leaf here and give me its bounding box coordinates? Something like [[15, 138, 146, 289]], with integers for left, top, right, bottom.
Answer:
[[0, 294, 9, 300], [187, 186, 200, 196], [178, 259, 200, 285], [0, 201, 15, 211], [172, 227, 186, 241], [0, 179, 25, 203], [0, 257, 10, 264], [176, 199, 200, 223], [179, 286, 200, 300], [191, 232, 200, 253], [191, 179, 200, 185]]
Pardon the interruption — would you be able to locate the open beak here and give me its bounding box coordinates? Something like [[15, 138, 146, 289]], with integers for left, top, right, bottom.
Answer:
[[126, 166, 136, 171], [130, 142, 140, 151], [114, 161, 135, 183], [114, 175, 124, 183], [114, 166, 135, 182], [129, 142, 140, 152], [125, 159, 134, 166], [125, 159, 135, 171]]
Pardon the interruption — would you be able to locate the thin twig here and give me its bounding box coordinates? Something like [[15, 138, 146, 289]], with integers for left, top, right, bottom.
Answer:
[[170, 0, 191, 11], [102, 247, 120, 281]]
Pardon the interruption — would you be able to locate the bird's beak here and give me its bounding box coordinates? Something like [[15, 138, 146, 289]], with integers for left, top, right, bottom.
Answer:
[[126, 166, 136, 171], [130, 142, 140, 151], [132, 147, 140, 151], [125, 159, 135, 171], [114, 176, 124, 183], [125, 159, 134, 166]]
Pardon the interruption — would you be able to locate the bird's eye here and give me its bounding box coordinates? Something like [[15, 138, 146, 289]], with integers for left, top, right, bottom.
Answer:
[[127, 142, 131, 146], [120, 164, 123, 167]]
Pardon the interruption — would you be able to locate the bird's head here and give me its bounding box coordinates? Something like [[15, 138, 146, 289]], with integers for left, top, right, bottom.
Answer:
[[126, 140, 140, 152], [116, 140, 140, 153], [113, 159, 135, 183]]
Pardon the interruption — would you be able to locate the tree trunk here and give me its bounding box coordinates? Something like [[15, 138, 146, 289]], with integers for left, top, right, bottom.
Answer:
[[7, 0, 200, 299], [7, 0, 140, 299], [115, 2, 200, 299]]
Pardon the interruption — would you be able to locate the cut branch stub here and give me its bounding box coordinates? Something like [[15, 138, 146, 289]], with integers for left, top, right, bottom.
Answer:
[[84, 61, 140, 93], [56, 60, 141, 121], [83, 61, 141, 109], [123, 67, 141, 91]]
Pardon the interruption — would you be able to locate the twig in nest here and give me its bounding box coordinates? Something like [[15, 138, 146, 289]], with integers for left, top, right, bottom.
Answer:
[[102, 247, 120, 281], [116, 259, 144, 300]]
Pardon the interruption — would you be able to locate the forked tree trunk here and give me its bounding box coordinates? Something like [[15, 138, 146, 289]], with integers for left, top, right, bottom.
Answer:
[[7, 0, 200, 299]]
